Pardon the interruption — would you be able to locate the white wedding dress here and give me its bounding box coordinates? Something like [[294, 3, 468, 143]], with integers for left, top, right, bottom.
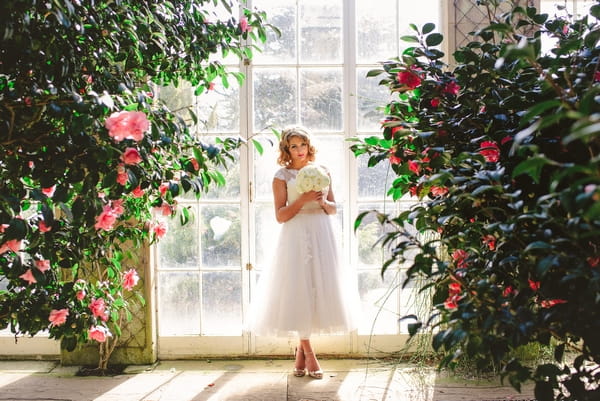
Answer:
[[248, 166, 361, 339]]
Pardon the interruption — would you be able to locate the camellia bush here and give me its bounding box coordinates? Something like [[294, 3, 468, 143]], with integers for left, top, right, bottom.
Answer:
[[0, 0, 273, 371], [351, 1, 599, 400]]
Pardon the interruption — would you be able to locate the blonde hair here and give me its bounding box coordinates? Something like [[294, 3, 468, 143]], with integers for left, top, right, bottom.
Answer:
[[277, 126, 316, 166]]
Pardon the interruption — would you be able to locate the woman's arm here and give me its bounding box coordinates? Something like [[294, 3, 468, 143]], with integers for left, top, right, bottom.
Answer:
[[318, 177, 337, 215], [273, 178, 322, 223]]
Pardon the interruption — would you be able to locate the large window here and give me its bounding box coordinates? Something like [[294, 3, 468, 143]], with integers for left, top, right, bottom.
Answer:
[[154, 0, 444, 356]]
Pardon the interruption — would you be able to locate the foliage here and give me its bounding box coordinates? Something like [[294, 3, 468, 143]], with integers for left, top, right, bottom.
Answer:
[[351, 1, 600, 400], [0, 0, 274, 370]]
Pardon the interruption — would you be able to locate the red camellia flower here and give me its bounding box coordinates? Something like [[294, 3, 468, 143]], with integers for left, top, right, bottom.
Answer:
[[397, 70, 422, 89], [595, 71, 600, 82], [443, 81, 460, 95], [48, 308, 69, 327], [34, 259, 51, 273], [131, 186, 145, 198], [452, 249, 469, 269], [105, 111, 150, 142], [430, 186, 448, 197], [541, 299, 567, 308], [430, 98, 440, 107], [503, 286, 515, 297], [42, 185, 56, 198], [0, 239, 22, 254], [389, 153, 402, 165], [408, 160, 421, 175], [152, 221, 168, 239], [409, 186, 418, 197], [482, 235, 496, 251], [38, 220, 52, 233], [479, 141, 500, 162], [121, 148, 143, 165], [444, 297, 459, 310], [116, 164, 128, 186], [588, 256, 600, 268], [448, 282, 462, 295], [528, 279, 541, 291]]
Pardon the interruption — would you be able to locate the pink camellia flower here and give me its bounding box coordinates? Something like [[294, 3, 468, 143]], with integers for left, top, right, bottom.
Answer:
[[48, 308, 69, 327], [397, 70, 422, 89], [160, 202, 172, 216], [94, 205, 117, 231], [408, 160, 421, 175], [448, 282, 461, 296], [408, 185, 418, 197], [122, 269, 140, 291], [42, 185, 56, 198], [152, 221, 168, 239], [541, 299, 567, 308], [482, 235, 496, 251], [0, 224, 9, 233], [430, 98, 440, 107], [208, 82, 216, 91], [479, 141, 500, 162], [89, 298, 107, 319], [76, 290, 86, 301], [452, 249, 469, 269], [34, 259, 51, 273], [19, 269, 37, 285], [430, 186, 448, 197], [389, 153, 402, 165], [528, 279, 541, 291], [121, 147, 143, 165], [0, 239, 22, 254], [111, 199, 125, 216], [443, 81, 460, 96], [89, 325, 112, 343], [131, 186, 145, 198], [190, 157, 200, 171], [116, 164, 128, 186], [239, 16, 250, 33], [38, 220, 52, 233], [104, 111, 150, 142]]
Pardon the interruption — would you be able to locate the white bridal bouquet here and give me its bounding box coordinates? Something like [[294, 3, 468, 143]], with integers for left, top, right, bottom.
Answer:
[[296, 165, 330, 193]]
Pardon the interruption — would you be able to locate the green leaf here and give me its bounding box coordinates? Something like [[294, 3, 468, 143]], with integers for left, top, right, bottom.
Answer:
[[564, 122, 600, 144], [252, 138, 264, 155], [425, 33, 443, 47], [519, 99, 562, 126], [354, 211, 370, 232], [524, 241, 553, 252], [512, 155, 559, 184], [422, 23, 435, 35], [400, 35, 419, 43]]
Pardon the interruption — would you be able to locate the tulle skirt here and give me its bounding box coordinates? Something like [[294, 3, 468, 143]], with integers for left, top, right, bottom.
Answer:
[[248, 210, 361, 339]]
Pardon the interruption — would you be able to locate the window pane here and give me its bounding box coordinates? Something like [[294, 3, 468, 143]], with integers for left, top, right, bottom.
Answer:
[[158, 272, 200, 335], [357, 68, 392, 132], [194, 76, 240, 133], [300, 0, 343, 63], [253, 68, 297, 130], [356, 0, 397, 63], [356, 203, 395, 267], [254, 202, 280, 268], [300, 68, 343, 131], [201, 205, 241, 268], [357, 148, 391, 199], [201, 271, 242, 335], [158, 206, 199, 270], [358, 268, 400, 335], [253, 0, 296, 64], [310, 135, 345, 200], [253, 137, 279, 202]]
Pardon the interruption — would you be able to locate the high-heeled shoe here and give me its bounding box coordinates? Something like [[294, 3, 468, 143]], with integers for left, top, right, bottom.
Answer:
[[304, 351, 323, 379], [293, 347, 306, 377]]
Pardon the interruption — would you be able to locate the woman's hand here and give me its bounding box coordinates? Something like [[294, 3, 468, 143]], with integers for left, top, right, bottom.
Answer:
[[299, 190, 324, 205]]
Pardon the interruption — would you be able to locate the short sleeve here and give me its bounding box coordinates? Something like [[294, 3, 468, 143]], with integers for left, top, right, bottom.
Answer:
[[274, 168, 287, 181]]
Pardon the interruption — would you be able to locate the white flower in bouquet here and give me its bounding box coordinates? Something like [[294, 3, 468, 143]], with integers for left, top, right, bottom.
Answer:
[[296, 165, 330, 193]]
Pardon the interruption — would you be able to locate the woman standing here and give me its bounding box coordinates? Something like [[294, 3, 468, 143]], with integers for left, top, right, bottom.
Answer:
[[249, 126, 360, 379]]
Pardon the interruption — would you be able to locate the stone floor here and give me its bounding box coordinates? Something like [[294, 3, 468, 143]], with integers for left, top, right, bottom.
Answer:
[[0, 359, 536, 401]]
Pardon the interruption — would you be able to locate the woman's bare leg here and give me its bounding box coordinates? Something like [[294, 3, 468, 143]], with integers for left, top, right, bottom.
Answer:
[[300, 338, 322, 377]]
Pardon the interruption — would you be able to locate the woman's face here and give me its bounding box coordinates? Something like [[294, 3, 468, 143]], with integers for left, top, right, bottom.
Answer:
[[287, 136, 309, 165]]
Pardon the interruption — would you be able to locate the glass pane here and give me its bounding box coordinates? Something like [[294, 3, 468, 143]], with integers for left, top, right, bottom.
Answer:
[[194, 74, 240, 133], [398, 0, 441, 41], [253, 0, 296, 64], [158, 205, 199, 269], [358, 268, 400, 335], [356, 203, 394, 267], [158, 272, 200, 335], [357, 147, 391, 199], [357, 68, 392, 132], [356, 0, 397, 63], [253, 68, 297, 130], [254, 202, 280, 268], [253, 135, 279, 202], [201, 271, 242, 335], [310, 135, 345, 200], [299, 0, 343, 63], [158, 82, 195, 125], [300, 68, 343, 131], [200, 205, 241, 267]]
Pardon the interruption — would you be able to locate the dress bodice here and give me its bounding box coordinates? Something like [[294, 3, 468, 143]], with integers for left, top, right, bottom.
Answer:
[[274, 166, 329, 211]]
